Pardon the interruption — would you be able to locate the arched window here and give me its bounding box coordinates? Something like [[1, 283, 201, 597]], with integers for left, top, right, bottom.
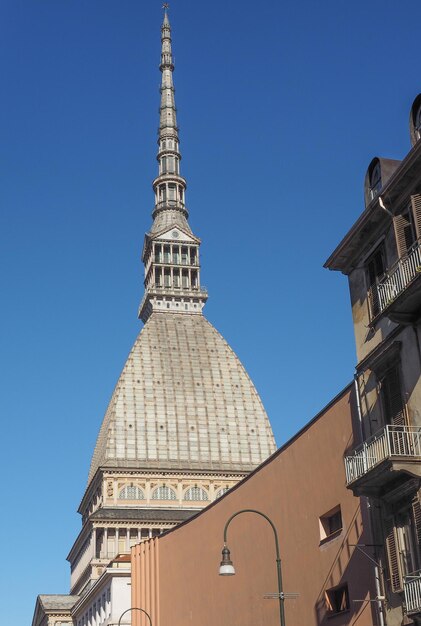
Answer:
[[415, 105, 421, 139], [184, 486, 209, 502], [151, 485, 177, 500], [215, 487, 230, 499], [118, 485, 145, 500], [369, 161, 382, 200], [410, 95, 421, 145]]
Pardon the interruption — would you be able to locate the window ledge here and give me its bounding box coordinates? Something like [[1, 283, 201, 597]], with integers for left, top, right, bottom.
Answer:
[[327, 609, 350, 619], [319, 528, 343, 546]]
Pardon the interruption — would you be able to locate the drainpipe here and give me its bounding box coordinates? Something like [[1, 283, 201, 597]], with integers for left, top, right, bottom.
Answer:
[[365, 500, 386, 626], [355, 375, 386, 626], [354, 374, 364, 444]]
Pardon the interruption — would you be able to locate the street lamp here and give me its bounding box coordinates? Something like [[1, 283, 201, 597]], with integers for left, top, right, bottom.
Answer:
[[219, 508, 286, 626], [118, 607, 153, 626]]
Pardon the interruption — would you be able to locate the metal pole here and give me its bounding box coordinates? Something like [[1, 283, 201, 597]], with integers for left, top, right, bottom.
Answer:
[[223, 509, 286, 626], [118, 607, 153, 626]]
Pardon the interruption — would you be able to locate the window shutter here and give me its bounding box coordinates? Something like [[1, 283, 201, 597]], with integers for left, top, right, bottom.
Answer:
[[394, 213, 413, 258], [412, 494, 421, 550], [384, 516, 403, 593], [381, 365, 406, 426], [411, 194, 421, 239]]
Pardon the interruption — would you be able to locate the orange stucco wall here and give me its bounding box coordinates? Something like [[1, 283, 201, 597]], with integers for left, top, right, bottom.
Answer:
[[132, 385, 377, 626]]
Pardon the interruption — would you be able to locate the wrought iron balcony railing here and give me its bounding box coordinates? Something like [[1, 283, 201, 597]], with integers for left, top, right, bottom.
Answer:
[[370, 239, 421, 318], [404, 572, 421, 614], [344, 425, 421, 485]]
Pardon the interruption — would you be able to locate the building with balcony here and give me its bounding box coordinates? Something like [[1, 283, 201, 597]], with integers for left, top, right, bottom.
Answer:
[[326, 93, 421, 625]]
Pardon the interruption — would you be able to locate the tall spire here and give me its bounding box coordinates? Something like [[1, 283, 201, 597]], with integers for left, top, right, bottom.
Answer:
[[138, 8, 208, 322], [153, 6, 187, 226]]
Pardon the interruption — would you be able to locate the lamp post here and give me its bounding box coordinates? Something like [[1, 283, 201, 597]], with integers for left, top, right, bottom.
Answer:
[[219, 508, 286, 626], [118, 607, 153, 626]]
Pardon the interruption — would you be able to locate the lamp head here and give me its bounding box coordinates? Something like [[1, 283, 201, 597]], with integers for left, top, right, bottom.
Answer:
[[219, 545, 235, 576]]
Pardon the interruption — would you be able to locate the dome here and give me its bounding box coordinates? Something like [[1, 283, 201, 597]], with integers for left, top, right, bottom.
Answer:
[[150, 208, 191, 234], [88, 312, 276, 483]]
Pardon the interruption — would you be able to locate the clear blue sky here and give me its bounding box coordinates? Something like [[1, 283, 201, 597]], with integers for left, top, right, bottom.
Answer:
[[1, 0, 418, 623]]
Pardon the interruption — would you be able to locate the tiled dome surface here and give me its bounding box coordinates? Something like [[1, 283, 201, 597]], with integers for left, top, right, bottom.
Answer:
[[88, 313, 275, 483]]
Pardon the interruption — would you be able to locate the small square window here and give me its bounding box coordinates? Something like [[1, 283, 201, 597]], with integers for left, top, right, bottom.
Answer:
[[320, 506, 342, 542], [325, 583, 349, 615]]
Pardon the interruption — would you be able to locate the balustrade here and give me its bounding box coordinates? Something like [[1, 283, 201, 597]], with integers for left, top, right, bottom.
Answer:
[[344, 425, 421, 485], [405, 573, 421, 614], [371, 240, 421, 317]]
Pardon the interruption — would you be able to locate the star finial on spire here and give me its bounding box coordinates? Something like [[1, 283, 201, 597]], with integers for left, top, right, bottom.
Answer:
[[163, 3, 169, 10]]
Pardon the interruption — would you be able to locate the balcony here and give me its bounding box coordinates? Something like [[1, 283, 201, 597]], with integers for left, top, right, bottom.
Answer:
[[404, 573, 421, 615], [153, 199, 186, 212], [344, 425, 421, 496], [154, 258, 199, 267], [151, 285, 208, 295], [370, 239, 421, 323]]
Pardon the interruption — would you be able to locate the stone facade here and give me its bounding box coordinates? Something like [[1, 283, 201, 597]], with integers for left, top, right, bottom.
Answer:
[[32, 596, 78, 626], [326, 93, 421, 626]]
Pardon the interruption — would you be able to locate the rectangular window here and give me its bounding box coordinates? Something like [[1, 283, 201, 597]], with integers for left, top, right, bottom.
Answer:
[[182, 270, 189, 288], [96, 529, 104, 558], [155, 269, 162, 287], [319, 506, 342, 542], [191, 270, 198, 288], [129, 529, 138, 547], [168, 184, 176, 201], [411, 194, 421, 240], [161, 186, 167, 201], [394, 207, 417, 258], [173, 270, 180, 287], [107, 530, 115, 557], [381, 364, 405, 426], [385, 516, 403, 592], [118, 530, 126, 553], [325, 584, 350, 615], [366, 244, 386, 318], [386, 501, 421, 589]]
